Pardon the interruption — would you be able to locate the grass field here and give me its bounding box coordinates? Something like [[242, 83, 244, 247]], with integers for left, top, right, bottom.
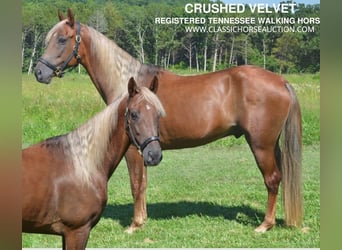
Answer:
[[22, 72, 320, 248]]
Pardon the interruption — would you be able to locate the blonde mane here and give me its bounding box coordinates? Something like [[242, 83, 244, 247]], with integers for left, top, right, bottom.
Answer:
[[87, 26, 142, 95], [66, 94, 124, 183]]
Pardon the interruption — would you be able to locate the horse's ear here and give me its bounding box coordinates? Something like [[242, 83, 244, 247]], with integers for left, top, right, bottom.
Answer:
[[149, 76, 159, 94], [58, 9, 65, 21], [128, 77, 140, 97], [66, 8, 75, 27]]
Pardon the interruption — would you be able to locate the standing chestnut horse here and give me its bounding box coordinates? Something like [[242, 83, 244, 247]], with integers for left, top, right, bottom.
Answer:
[[35, 9, 302, 233], [22, 77, 165, 249]]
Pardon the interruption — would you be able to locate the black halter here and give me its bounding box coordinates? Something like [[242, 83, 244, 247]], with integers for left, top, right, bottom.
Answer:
[[125, 107, 160, 156], [38, 22, 81, 78]]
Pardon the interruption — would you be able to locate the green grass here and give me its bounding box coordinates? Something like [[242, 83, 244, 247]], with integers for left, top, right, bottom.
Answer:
[[22, 72, 320, 248], [22, 74, 105, 147]]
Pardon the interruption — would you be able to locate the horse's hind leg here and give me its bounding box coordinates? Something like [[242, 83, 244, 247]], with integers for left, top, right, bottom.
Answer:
[[246, 135, 282, 233]]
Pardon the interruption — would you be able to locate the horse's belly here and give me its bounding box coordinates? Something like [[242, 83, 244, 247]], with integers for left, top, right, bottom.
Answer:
[[158, 97, 237, 148], [159, 119, 237, 149]]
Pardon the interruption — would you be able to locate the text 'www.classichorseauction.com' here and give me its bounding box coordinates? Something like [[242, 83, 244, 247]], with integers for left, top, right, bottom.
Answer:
[[154, 2, 320, 33]]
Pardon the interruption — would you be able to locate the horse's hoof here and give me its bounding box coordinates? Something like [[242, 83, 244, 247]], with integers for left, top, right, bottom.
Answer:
[[124, 223, 143, 234], [124, 226, 135, 234], [254, 222, 274, 233], [254, 225, 268, 233]]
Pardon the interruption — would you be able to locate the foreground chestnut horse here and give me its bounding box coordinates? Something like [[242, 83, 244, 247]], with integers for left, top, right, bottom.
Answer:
[[22, 77, 165, 249], [35, 9, 302, 233]]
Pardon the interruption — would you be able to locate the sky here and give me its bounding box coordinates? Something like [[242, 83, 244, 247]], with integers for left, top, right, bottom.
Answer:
[[223, 0, 320, 4]]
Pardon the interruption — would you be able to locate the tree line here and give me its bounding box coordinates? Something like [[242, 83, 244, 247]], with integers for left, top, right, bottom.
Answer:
[[22, 0, 320, 74]]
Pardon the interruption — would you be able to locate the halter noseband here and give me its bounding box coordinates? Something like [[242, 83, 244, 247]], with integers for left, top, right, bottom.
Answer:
[[125, 107, 160, 156], [38, 22, 81, 78]]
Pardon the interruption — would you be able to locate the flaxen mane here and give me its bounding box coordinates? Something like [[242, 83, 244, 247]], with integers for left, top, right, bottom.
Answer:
[[66, 94, 123, 183], [87, 26, 142, 94]]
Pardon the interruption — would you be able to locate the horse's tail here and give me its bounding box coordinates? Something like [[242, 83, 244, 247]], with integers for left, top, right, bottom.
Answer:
[[281, 83, 303, 227]]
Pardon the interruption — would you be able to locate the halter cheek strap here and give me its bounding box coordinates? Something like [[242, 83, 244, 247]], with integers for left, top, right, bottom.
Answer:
[[38, 22, 81, 78]]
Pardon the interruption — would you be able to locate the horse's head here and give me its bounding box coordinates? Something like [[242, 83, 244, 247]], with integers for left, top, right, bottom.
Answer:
[[35, 9, 82, 83], [125, 76, 165, 166]]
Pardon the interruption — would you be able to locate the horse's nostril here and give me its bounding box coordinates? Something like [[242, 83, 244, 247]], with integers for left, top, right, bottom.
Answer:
[[35, 69, 41, 78], [148, 151, 153, 162]]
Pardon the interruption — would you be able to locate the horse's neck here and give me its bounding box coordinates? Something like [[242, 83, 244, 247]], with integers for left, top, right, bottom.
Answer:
[[82, 26, 142, 104]]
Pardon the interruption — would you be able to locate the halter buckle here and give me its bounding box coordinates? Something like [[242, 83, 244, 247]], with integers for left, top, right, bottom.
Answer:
[[75, 34, 81, 43], [55, 67, 63, 78]]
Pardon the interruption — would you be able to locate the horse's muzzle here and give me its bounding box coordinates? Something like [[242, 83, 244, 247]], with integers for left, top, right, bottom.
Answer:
[[143, 144, 163, 166], [34, 66, 52, 84]]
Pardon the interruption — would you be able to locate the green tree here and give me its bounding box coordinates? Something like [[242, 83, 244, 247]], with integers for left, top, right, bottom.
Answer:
[[103, 1, 123, 40], [272, 33, 301, 73], [88, 10, 108, 33]]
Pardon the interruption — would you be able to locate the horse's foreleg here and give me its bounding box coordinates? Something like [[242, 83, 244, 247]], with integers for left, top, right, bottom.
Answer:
[[124, 146, 147, 234], [62, 226, 90, 250], [248, 140, 282, 233]]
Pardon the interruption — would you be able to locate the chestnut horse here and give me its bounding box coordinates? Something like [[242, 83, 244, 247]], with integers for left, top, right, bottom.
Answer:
[[22, 77, 165, 249], [35, 9, 302, 233]]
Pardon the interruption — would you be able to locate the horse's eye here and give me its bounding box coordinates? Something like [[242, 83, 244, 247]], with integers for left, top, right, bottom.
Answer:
[[130, 111, 139, 121], [58, 37, 67, 45]]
